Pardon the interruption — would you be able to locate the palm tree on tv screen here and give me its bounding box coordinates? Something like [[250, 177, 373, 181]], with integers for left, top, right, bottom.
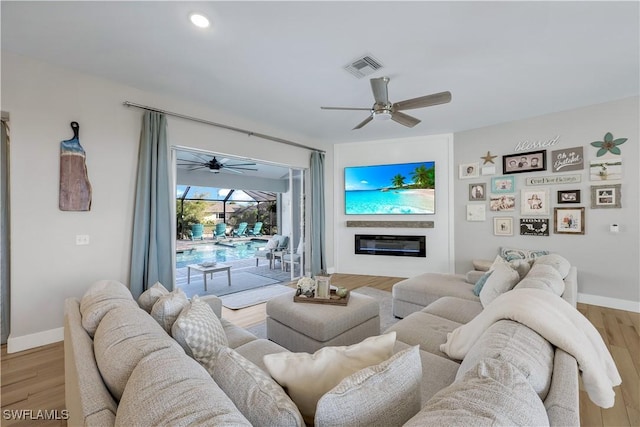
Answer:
[[391, 174, 406, 189], [411, 164, 435, 189]]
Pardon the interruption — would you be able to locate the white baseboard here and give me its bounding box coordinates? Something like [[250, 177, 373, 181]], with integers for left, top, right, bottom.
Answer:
[[578, 293, 640, 313], [7, 327, 64, 354]]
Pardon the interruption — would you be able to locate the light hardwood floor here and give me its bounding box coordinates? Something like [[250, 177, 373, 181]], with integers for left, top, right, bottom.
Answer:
[[1, 273, 638, 426]]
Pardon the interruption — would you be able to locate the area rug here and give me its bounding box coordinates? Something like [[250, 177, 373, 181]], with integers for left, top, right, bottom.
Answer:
[[221, 284, 293, 310], [245, 286, 399, 338], [178, 271, 279, 299]]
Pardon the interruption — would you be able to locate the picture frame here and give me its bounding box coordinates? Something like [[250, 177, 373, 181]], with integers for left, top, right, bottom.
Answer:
[[315, 276, 331, 299], [503, 150, 547, 174], [491, 176, 515, 193], [493, 217, 513, 236], [591, 184, 622, 209], [521, 188, 549, 215], [468, 183, 486, 201], [466, 204, 486, 221], [589, 159, 622, 181], [489, 194, 516, 212], [557, 190, 581, 204], [554, 207, 585, 235], [520, 218, 550, 236], [459, 162, 480, 179], [481, 165, 496, 176], [551, 146, 584, 173]]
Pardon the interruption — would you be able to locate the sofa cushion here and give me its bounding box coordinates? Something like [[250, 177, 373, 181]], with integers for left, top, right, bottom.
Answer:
[[499, 246, 550, 262], [137, 282, 169, 313], [479, 263, 520, 307], [221, 318, 260, 348], [472, 270, 493, 296], [263, 332, 396, 425], [456, 320, 554, 400], [115, 347, 251, 427], [422, 297, 484, 325], [534, 254, 571, 278], [385, 312, 461, 358], [404, 358, 549, 427], [315, 346, 422, 427], [234, 338, 290, 372], [211, 347, 304, 427], [80, 280, 138, 337], [150, 288, 189, 333], [392, 273, 479, 309], [93, 305, 183, 401], [514, 263, 565, 296], [171, 295, 228, 363]]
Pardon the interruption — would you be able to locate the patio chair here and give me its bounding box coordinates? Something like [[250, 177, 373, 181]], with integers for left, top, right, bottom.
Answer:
[[232, 222, 248, 237], [213, 223, 227, 239], [282, 238, 303, 272], [190, 224, 204, 240], [255, 234, 289, 269], [247, 222, 263, 236]]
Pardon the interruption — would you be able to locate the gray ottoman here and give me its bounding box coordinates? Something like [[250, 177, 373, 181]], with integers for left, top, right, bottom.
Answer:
[[266, 290, 380, 353]]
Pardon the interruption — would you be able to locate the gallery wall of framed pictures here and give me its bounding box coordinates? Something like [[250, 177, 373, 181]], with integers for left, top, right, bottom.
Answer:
[[462, 133, 625, 237]]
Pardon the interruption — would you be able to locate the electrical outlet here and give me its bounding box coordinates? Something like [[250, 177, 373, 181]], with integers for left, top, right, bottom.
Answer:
[[75, 234, 90, 245]]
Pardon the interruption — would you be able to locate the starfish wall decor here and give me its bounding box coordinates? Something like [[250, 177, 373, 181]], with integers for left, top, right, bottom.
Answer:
[[481, 151, 498, 164]]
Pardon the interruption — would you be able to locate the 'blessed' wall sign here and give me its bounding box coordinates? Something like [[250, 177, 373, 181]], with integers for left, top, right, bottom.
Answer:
[[514, 135, 560, 152]]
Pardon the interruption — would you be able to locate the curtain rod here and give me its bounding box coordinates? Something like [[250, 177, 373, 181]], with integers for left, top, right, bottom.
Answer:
[[123, 101, 324, 154]]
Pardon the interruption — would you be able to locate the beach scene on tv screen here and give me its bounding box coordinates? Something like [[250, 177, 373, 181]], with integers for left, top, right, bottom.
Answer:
[[345, 161, 435, 214]]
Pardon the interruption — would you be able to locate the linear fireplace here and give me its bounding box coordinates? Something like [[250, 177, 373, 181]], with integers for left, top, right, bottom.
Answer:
[[354, 234, 426, 257]]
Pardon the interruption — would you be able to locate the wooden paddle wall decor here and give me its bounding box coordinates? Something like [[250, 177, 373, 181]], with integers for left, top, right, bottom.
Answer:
[[59, 122, 92, 211]]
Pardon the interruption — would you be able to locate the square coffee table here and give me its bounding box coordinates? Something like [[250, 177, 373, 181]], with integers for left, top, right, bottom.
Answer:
[[186, 263, 231, 292]]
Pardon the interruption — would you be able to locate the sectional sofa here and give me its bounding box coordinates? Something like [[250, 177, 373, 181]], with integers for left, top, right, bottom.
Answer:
[[64, 251, 597, 426]]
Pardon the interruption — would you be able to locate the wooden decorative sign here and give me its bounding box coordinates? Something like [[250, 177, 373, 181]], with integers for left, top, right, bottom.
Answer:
[[59, 122, 92, 211], [551, 147, 583, 172], [526, 174, 581, 186]]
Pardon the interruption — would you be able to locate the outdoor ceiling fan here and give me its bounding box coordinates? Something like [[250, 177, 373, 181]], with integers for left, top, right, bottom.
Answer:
[[321, 76, 452, 130], [177, 155, 258, 174]]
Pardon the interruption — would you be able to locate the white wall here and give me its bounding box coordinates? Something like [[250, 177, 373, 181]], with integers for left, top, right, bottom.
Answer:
[[333, 135, 454, 278], [454, 97, 640, 311], [2, 52, 315, 352]]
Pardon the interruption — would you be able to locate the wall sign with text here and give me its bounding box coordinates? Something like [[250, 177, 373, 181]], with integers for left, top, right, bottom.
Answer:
[[526, 174, 582, 186], [551, 147, 583, 173]]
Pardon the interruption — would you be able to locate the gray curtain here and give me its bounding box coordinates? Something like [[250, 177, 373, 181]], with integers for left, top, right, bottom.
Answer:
[[1, 116, 10, 344], [129, 111, 173, 298], [310, 151, 326, 275]]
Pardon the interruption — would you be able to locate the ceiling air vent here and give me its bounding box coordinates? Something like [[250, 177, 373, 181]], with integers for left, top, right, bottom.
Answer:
[[343, 55, 383, 79]]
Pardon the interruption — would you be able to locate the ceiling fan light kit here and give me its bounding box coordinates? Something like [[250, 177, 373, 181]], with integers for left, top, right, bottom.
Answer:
[[321, 76, 451, 130]]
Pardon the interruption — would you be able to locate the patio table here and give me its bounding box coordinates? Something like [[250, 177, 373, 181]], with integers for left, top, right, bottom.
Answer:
[[187, 263, 231, 291]]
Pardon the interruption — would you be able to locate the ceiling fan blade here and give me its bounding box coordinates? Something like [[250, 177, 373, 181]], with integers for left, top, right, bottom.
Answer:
[[353, 115, 373, 130], [226, 162, 256, 167], [321, 106, 371, 111], [177, 159, 205, 165], [370, 77, 390, 105], [391, 111, 421, 128], [393, 91, 452, 111], [220, 168, 244, 174], [226, 166, 258, 171]]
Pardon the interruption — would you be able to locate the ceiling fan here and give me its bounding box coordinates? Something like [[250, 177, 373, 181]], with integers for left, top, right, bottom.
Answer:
[[177, 155, 258, 174], [321, 77, 451, 130]]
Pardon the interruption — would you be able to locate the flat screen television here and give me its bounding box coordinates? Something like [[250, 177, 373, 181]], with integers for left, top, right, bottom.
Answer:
[[345, 161, 435, 215]]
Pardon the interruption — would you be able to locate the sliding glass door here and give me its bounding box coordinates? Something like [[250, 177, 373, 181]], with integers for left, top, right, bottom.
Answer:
[[287, 168, 304, 280]]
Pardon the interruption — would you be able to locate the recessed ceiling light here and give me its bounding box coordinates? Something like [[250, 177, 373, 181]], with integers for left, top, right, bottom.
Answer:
[[189, 13, 210, 28]]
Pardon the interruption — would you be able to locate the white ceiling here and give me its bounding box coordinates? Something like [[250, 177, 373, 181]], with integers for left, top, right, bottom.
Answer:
[[2, 1, 639, 149]]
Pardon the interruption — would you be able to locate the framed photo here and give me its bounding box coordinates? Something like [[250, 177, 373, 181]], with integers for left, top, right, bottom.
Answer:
[[493, 217, 513, 236], [489, 194, 516, 212], [589, 159, 622, 181], [460, 162, 480, 179], [554, 207, 585, 235], [503, 150, 547, 174], [491, 176, 515, 193], [466, 204, 486, 221], [551, 147, 584, 173], [520, 218, 550, 236], [557, 190, 581, 204], [521, 188, 549, 215], [315, 276, 331, 299], [591, 184, 622, 209], [469, 183, 486, 201], [481, 165, 496, 176]]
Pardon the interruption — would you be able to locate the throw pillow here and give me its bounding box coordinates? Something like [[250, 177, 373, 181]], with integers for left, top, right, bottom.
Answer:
[[210, 347, 304, 427], [137, 282, 169, 313], [150, 288, 189, 333], [265, 235, 280, 250], [473, 271, 493, 296], [479, 263, 520, 307], [534, 254, 571, 278], [404, 358, 549, 427], [80, 280, 138, 337], [171, 296, 228, 366], [315, 346, 422, 427], [263, 332, 396, 425], [499, 246, 550, 262], [514, 264, 565, 296]]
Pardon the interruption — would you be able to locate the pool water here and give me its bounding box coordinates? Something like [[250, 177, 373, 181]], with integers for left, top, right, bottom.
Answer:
[[176, 239, 268, 268]]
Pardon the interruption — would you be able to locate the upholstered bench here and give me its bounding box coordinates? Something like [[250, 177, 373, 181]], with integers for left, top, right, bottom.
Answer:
[[266, 290, 380, 353]]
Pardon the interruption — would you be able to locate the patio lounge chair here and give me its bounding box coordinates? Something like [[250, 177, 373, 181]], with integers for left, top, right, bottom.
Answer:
[[232, 222, 248, 237], [247, 222, 263, 236], [213, 223, 227, 239], [255, 234, 289, 269], [190, 224, 204, 240]]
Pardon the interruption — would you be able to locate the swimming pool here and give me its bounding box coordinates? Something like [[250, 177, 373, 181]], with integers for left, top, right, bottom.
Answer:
[[176, 239, 268, 268]]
